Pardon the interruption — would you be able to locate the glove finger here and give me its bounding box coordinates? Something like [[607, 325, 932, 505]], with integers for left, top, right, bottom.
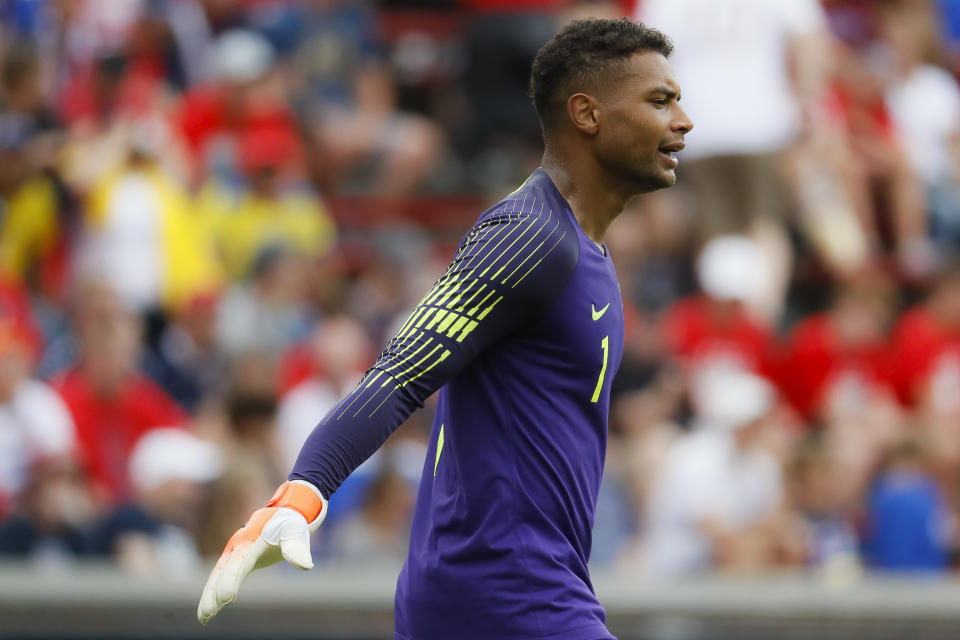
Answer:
[[279, 529, 314, 570], [213, 540, 263, 608], [197, 573, 220, 624], [198, 549, 233, 624]]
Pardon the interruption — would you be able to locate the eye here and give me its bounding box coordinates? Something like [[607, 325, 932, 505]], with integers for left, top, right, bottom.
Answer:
[[651, 99, 668, 108]]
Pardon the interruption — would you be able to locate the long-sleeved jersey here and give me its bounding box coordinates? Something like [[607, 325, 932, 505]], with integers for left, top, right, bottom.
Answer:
[[291, 168, 624, 640]]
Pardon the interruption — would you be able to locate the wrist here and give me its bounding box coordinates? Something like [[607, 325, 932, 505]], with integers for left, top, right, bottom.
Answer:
[[267, 480, 328, 530]]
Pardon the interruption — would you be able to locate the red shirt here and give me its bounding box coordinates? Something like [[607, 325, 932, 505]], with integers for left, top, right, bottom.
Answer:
[[890, 306, 960, 410], [176, 85, 301, 168], [58, 58, 165, 126], [779, 313, 893, 418], [52, 368, 186, 504], [0, 278, 42, 363], [661, 295, 775, 378]]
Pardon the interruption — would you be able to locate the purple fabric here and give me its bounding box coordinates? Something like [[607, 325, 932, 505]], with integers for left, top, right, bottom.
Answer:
[[292, 169, 623, 639]]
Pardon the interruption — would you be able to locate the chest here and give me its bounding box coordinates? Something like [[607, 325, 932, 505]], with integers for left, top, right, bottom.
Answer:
[[521, 245, 624, 401]]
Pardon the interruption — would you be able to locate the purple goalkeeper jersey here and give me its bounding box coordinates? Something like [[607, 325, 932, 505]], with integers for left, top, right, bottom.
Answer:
[[292, 168, 623, 640]]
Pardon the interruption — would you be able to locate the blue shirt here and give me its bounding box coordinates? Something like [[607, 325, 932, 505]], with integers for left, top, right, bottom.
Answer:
[[293, 168, 623, 639], [863, 470, 951, 572]]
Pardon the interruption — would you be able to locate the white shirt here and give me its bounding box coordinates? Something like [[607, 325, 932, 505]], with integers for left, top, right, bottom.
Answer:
[[637, 0, 825, 159], [887, 64, 960, 184], [277, 378, 341, 470], [641, 426, 782, 575], [92, 172, 164, 311], [277, 376, 383, 485], [0, 380, 77, 496]]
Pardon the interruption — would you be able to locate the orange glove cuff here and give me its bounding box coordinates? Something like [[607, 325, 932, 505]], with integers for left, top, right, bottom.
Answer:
[[267, 481, 325, 524]]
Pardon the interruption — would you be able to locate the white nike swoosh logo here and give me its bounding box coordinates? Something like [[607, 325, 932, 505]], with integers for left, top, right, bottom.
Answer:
[[591, 303, 610, 321]]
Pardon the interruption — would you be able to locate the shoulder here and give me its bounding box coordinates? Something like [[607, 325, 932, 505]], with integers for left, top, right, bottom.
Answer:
[[464, 170, 580, 279], [479, 169, 572, 224]]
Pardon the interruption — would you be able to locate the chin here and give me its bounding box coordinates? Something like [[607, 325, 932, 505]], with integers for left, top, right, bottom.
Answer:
[[641, 170, 676, 192], [659, 170, 677, 187], [624, 164, 676, 194]]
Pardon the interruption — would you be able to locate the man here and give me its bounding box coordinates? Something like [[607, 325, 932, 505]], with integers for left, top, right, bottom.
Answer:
[[641, 370, 794, 575], [198, 18, 692, 640]]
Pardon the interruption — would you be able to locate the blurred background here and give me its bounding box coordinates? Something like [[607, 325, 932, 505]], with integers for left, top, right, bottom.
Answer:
[[3, 0, 960, 638]]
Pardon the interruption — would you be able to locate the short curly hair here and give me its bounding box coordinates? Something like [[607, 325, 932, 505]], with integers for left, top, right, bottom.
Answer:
[[529, 18, 673, 132]]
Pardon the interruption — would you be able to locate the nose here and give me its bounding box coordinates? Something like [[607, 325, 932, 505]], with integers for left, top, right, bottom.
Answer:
[[673, 105, 693, 135]]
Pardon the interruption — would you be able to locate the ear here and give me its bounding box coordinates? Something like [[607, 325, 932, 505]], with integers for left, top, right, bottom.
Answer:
[[566, 93, 600, 135]]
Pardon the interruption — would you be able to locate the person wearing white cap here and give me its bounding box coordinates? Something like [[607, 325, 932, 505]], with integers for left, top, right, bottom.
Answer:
[[93, 429, 223, 576], [695, 235, 768, 314], [639, 370, 800, 575], [661, 235, 776, 388], [211, 29, 275, 86]]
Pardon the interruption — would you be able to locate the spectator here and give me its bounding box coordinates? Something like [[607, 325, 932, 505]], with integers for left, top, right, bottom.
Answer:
[[202, 125, 336, 282], [176, 28, 300, 187], [786, 434, 861, 576], [862, 438, 955, 572], [142, 291, 225, 412], [0, 322, 76, 516], [1, 40, 61, 133], [55, 0, 165, 129], [889, 265, 960, 415], [0, 116, 62, 291], [1, 42, 77, 304], [457, 0, 558, 192], [0, 457, 96, 566], [277, 315, 379, 531], [637, 0, 831, 314], [226, 389, 284, 484], [79, 117, 222, 316], [328, 468, 414, 566], [196, 450, 278, 560], [600, 365, 685, 570], [216, 247, 314, 357], [93, 428, 222, 576], [291, 0, 443, 194], [826, 4, 932, 278], [51, 283, 186, 507], [0, 276, 43, 366], [277, 315, 372, 469], [660, 236, 776, 388], [641, 371, 801, 575], [883, 7, 960, 258], [778, 270, 899, 422], [38, 278, 127, 380]]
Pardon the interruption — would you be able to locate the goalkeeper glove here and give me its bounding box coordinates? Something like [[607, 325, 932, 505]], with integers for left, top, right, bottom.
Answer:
[[197, 479, 327, 624]]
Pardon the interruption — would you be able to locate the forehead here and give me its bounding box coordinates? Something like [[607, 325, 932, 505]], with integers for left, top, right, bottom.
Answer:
[[618, 51, 679, 93]]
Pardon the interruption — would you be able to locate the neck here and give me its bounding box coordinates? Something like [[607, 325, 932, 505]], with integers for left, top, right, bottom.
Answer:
[[540, 145, 633, 247]]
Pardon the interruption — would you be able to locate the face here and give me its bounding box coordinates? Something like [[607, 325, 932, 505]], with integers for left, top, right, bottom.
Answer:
[[591, 52, 693, 192]]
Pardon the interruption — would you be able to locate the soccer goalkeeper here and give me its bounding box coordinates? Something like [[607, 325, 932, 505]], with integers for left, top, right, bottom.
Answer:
[[198, 18, 692, 640]]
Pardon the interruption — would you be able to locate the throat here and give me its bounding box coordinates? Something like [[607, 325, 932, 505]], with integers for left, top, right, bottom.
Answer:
[[574, 210, 611, 249]]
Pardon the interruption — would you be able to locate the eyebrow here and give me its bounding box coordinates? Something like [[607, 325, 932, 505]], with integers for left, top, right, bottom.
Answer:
[[649, 87, 680, 101]]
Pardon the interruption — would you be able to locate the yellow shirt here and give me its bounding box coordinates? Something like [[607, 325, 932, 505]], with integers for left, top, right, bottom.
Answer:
[[0, 176, 59, 282], [206, 186, 337, 280], [88, 165, 223, 311]]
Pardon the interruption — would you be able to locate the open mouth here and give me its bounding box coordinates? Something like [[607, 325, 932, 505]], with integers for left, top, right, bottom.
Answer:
[[658, 141, 685, 169]]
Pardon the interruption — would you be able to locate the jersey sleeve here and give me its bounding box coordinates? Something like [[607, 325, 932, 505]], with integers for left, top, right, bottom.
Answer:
[[291, 200, 577, 498]]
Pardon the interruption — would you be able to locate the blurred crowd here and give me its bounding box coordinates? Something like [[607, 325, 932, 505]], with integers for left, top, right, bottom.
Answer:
[[2, 0, 960, 582]]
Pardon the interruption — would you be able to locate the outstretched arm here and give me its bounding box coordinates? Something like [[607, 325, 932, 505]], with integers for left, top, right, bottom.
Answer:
[[198, 196, 576, 623], [291, 201, 575, 497]]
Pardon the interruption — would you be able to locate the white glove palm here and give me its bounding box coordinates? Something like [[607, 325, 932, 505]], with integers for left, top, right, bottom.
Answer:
[[197, 480, 327, 624]]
